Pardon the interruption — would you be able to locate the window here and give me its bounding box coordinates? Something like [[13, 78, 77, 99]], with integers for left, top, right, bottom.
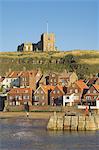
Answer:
[[35, 96, 39, 101], [51, 97, 54, 100], [15, 96, 19, 100], [62, 79, 65, 83], [48, 37, 50, 40], [54, 79, 56, 82], [70, 89, 72, 93], [88, 90, 90, 94], [86, 96, 91, 100], [94, 96, 97, 100], [19, 96, 22, 100], [57, 90, 60, 94], [9, 96, 13, 100], [41, 90, 43, 94], [75, 89, 78, 93], [37, 91, 39, 94], [16, 101, 20, 106], [93, 90, 96, 94], [25, 90, 28, 93], [54, 83, 57, 86], [23, 95, 29, 99], [52, 74, 55, 77], [50, 79, 53, 82], [12, 101, 15, 106], [9, 102, 12, 106], [53, 90, 56, 94]]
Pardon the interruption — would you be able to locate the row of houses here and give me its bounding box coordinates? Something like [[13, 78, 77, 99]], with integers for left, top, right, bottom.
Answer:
[[0, 70, 99, 109]]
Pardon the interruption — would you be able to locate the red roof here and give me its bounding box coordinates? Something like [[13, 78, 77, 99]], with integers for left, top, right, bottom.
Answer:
[[6, 70, 38, 78], [76, 80, 89, 91], [41, 85, 55, 93], [93, 84, 99, 92], [0, 77, 5, 82], [8, 88, 33, 94], [52, 85, 65, 94], [7, 71, 22, 78]]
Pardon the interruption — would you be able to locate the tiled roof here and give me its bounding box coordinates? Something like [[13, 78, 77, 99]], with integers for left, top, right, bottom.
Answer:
[[87, 77, 98, 86], [20, 70, 37, 77], [93, 84, 99, 92], [7, 71, 21, 78], [76, 80, 89, 91], [42, 85, 55, 93], [7, 70, 38, 78], [56, 85, 63, 91], [34, 85, 55, 94], [8, 88, 33, 94], [0, 77, 5, 82], [52, 85, 65, 94]]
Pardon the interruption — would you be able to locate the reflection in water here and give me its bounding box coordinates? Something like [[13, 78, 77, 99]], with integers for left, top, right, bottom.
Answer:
[[0, 118, 99, 150]]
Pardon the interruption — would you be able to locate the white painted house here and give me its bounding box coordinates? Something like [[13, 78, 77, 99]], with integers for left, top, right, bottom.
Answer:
[[78, 96, 99, 109], [63, 93, 77, 106], [1, 72, 20, 89]]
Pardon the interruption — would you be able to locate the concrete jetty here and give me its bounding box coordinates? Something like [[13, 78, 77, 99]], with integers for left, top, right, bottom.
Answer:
[[47, 112, 99, 131]]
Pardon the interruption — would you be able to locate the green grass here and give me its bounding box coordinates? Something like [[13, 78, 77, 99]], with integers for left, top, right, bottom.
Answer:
[[0, 50, 99, 78]]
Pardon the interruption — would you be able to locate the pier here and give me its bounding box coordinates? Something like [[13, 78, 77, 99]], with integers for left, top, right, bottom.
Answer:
[[47, 112, 99, 131]]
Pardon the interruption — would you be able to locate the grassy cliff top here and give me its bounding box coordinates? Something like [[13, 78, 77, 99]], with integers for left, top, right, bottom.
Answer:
[[0, 50, 99, 77], [0, 50, 99, 58]]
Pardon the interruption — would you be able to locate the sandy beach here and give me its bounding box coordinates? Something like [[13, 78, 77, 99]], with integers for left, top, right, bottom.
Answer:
[[0, 112, 64, 119]]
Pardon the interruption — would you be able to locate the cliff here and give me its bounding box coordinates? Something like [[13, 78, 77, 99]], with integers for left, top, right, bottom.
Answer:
[[0, 50, 99, 78]]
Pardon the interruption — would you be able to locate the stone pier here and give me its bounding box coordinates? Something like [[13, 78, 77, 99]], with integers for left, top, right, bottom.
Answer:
[[47, 113, 99, 131]]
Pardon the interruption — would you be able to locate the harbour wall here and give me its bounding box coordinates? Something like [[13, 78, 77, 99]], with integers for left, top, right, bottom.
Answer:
[[47, 113, 99, 131]]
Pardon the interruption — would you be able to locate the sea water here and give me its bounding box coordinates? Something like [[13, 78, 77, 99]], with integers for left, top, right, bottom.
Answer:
[[0, 117, 99, 150]]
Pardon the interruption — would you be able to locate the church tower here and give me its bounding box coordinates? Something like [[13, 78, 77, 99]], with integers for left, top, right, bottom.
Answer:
[[41, 33, 55, 51]]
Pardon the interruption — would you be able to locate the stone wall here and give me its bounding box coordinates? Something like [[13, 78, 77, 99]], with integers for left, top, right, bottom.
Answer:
[[47, 113, 99, 131]]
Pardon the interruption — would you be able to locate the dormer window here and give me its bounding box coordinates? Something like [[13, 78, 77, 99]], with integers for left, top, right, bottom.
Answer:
[[88, 90, 90, 94]]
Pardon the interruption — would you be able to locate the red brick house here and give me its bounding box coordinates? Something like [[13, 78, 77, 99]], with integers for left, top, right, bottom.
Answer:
[[84, 84, 99, 106], [7, 88, 33, 106], [50, 85, 65, 106], [49, 72, 59, 86], [67, 80, 89, 104], [33, 85, 54, 105], [19, 70, 38, 90]]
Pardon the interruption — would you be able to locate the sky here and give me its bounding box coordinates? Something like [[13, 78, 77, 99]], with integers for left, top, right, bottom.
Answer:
[[0, 0, 99, 51]]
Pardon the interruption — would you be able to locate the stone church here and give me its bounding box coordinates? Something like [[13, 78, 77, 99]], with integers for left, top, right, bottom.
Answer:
[[17, 33, 56, 52]]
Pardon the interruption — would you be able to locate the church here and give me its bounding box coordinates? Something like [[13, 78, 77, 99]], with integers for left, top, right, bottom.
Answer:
[[17, 32, 56, 52]]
